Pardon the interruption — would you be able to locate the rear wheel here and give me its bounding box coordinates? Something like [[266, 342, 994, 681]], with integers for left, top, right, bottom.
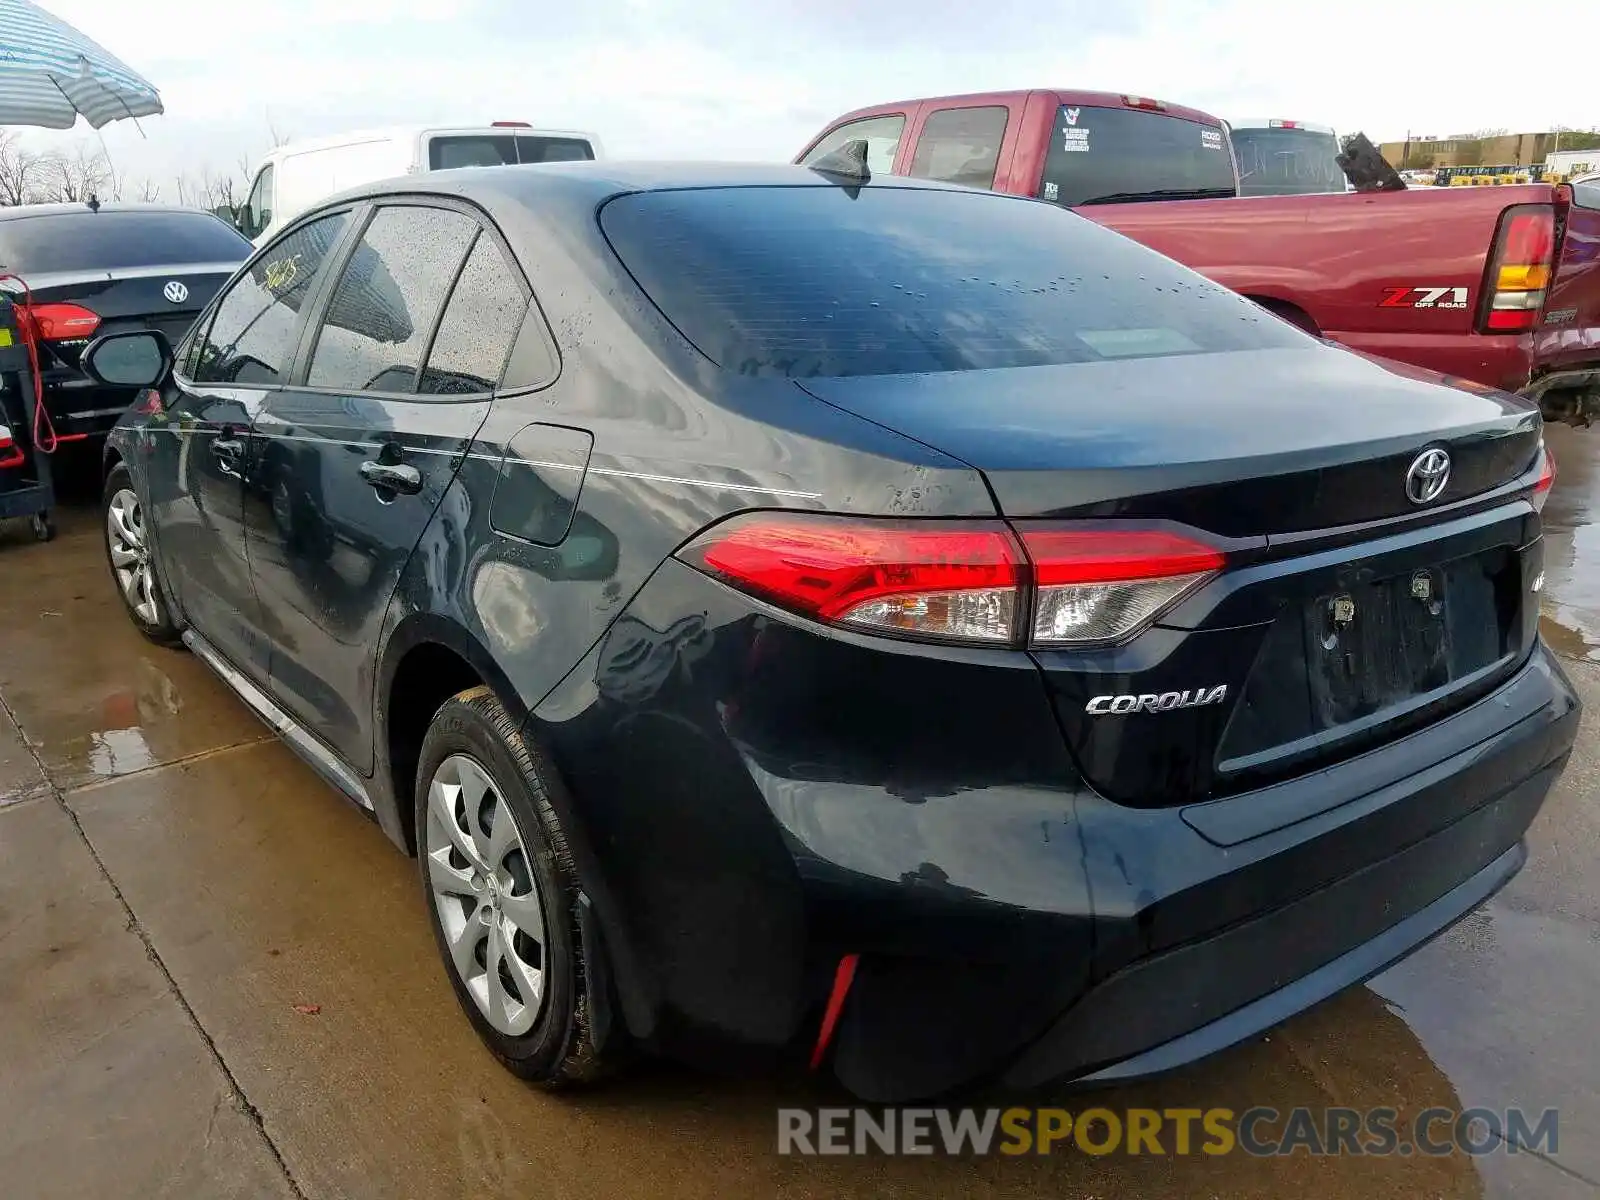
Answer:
[[102, 463, 180, 645], [415, 686, 615, 1086]]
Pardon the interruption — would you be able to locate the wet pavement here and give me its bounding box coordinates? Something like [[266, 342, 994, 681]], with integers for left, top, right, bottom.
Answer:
[[5, 461, 1600, 1199]]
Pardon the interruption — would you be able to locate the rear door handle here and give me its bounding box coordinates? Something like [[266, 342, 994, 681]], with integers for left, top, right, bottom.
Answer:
[[359, 459, 422, 495]]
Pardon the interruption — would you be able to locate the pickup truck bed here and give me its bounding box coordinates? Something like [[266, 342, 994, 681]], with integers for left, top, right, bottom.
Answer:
[[799, 90, 1600, 423], [1083, 181, 1600, 417]]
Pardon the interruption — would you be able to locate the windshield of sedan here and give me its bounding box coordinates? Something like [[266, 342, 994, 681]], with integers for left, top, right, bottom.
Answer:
[[601, 184, 1304, 379], [1230, 126, 1346, 196], [1039, 106, 1238, 207]]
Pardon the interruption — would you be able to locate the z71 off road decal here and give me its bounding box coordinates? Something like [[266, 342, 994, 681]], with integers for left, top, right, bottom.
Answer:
[[1379, 285, 1470, 310]]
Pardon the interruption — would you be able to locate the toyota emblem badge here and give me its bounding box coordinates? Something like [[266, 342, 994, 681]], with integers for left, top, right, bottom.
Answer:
[[1405, 448, 1451, 505], [162, 280, 189, 303]]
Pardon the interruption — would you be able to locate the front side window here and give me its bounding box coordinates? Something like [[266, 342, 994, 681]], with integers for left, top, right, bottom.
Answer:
[[305, 205, 478, 393], [243, 165, 274, 238], [193, 212, 348, 385], [907, 106, 1009, 190], [419, 234, 529, 395], [799, 115, 906, 176]]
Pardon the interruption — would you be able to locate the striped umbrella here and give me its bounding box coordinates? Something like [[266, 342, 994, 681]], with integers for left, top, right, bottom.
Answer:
[[0, 0, 161, 129]]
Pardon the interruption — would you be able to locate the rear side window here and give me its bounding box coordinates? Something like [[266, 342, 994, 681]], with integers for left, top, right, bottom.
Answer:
[[1039, 106, 1236, 207], [306, 205, 478, 393], [800, 115, 905, 175], [601, 185, 1302, 379], [193, 212, 348, 385], [0, 210, 250, 274], [419, 234, 528, 395], [428, 135, 595, 170], [907, 107, 1009, 190]]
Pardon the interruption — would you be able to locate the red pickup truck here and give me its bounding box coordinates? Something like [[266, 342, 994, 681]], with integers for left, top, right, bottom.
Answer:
[[798, 90, 1600, 423]]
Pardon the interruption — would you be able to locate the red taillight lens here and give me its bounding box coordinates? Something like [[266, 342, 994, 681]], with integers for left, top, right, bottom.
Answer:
[[684, 515, 1024, 643], [1534, 441, 1556, 510], [20, 301, 101, 341], [1480, 205, 1555, 334], [1021, 528, 1224, 645], [679, 516, 1224, 647]]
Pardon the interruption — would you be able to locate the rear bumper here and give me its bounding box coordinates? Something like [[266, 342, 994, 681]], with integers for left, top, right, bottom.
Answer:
[[0, 369, 135, 438], [536, 561, 1578, 1100]]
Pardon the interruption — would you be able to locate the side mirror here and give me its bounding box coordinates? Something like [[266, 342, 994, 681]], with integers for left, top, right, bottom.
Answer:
[[81, 330, 172, 389]]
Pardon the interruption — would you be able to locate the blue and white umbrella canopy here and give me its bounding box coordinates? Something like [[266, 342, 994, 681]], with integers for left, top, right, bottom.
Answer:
[[0, 0, 161, 129]]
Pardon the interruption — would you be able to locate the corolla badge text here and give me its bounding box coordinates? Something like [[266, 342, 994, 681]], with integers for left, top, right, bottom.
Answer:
[[1085, 686, 1228, 715]]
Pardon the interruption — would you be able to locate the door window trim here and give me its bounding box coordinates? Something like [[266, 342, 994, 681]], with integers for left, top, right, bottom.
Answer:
[[283, 193, 547, 401], [179, 204, 362, 391]]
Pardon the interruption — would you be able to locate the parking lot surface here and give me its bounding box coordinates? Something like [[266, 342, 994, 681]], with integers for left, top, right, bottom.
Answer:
[[4, 428, 1600, 1198]]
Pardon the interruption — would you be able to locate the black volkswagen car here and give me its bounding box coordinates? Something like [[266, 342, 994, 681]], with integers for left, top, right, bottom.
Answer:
[[84, 162, 1576, 1101], [0, 203, 250, 438]]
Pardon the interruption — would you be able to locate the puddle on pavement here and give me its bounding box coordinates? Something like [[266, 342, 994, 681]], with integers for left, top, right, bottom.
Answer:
[[1538, 423, 1600, 659]]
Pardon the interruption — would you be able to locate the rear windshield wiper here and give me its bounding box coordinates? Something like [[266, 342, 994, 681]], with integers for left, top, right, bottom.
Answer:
[[1076, 187, 1237, 206]]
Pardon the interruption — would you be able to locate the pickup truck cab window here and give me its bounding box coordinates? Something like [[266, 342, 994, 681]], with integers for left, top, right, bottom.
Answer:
[[907, 106, 1009, 190], [800, 115, 905, 175], [1040, 105, 1236, 207]]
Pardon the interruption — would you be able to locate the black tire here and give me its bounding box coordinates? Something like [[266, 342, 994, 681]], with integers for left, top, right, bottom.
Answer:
[[102, 462, 181, 646], [415, 686, 615, 1087]]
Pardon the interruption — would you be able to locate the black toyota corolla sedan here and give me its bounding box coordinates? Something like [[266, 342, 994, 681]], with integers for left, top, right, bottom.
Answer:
[[83, 161, 1576, 1102]]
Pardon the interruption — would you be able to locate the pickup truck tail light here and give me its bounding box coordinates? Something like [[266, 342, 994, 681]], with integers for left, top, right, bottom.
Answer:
[[677, 515, 1225, 648], [1480, 205, 1555, 333]]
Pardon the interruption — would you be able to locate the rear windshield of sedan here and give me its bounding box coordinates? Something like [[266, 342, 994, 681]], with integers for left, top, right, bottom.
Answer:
[[600, 185, 1304, 378], [0, 210, 251, 275]]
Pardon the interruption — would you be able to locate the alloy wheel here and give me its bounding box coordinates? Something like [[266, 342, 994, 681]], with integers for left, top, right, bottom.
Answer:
[[107, 488, 161, 626], [425, 753, 549, 1036]]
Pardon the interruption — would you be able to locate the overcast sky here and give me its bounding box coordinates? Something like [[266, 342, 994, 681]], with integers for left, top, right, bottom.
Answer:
[[23, 0, 1600, 191]]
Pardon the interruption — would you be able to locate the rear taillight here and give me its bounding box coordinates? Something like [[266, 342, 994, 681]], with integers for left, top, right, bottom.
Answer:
[[1021, 529, 1225, 646], [684, 516, 1024, 644], [1121, 95, 1168, 111], [19, 301, 100, 341], [1269, 119, 1300, 129], [1533, 440, 1556, 510], [678, 515, 1224, 648], [1480, 205, 1555, 333]]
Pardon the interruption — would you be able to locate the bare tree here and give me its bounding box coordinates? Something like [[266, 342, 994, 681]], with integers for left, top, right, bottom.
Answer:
[[136, 178, 161, 202], [39, 143, 113, 203], [0, 131, 49, 205]]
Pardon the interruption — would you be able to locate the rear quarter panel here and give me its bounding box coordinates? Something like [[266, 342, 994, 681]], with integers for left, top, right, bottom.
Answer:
[[1536, 182, 1600, 375]]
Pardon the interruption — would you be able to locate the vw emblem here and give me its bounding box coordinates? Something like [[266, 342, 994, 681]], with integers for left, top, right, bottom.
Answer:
[[1405, 447, 1451, 505], [162, 280, 189, 304]]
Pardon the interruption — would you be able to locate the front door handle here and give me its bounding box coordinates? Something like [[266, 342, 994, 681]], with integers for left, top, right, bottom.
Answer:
[[359, 459, 422, 496]]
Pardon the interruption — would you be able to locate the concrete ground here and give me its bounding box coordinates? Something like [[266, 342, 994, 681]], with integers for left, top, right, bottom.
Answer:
[[4, 428, 1600, 1198]]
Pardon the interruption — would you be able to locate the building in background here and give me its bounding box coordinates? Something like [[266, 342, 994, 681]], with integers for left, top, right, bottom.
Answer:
[[1379, 130, 1600, 170]]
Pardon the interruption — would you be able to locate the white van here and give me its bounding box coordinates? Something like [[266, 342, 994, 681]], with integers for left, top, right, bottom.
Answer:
[[235, 122, 605, 245]]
